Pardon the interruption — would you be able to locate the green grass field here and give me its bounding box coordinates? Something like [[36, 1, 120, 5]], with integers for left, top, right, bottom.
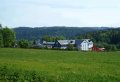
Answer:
[[0, 48, 120, 82]]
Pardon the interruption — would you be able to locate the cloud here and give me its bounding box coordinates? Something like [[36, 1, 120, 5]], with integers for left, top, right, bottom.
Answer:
[[0, 0, 120, 27], [22, 0, 120, 9]]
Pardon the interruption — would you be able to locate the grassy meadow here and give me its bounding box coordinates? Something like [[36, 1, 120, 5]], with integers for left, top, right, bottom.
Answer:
[[0, 48, 120, 82]]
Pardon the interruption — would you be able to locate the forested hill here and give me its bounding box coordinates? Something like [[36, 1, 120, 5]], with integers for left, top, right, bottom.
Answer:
[[14, 27, 108, 40]]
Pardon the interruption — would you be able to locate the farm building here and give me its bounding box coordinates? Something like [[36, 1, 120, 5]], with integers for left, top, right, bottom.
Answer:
[[53, 40, 75, 49], [92, 45, 105, 51], [43, 42, 55, 48], [33, 39, 93, 51], [75, 39, 93, 51], [54, 39, 93, 51]]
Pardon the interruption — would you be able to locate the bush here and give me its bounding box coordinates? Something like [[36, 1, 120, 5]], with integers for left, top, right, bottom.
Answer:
[[67, 44, 74, 51], [18, 39, 30, 48], [104, 44, 117, 51]]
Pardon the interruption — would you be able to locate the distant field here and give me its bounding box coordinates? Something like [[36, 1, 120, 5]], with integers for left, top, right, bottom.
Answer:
[[0, 48, 120, 82]]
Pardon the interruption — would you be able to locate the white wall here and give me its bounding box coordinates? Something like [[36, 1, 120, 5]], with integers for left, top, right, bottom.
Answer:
[[89, 41, 93, 48], [81, 40, 93, 51]]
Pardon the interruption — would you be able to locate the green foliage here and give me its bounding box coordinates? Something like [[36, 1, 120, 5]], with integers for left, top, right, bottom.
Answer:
[[94, 43, 105, 48], [0, 28, 3, 47], [104, 44, 117, 51], [94, 43, 117, 51], [42, 35, 65, 42], [2, 27, 16, 47], [77, 28, 120, 50], [67, 44, 74, 50], [18, 39, 30, 48], [0, 48, 120, 82], [0, 66, 51, 82], [0, 24, 2, 28], [117, 42, 120, 49], [14, 27, 105, 40]]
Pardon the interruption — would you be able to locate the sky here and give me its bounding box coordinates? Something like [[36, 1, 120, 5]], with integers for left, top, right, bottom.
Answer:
[[0, 0, 120, 28]]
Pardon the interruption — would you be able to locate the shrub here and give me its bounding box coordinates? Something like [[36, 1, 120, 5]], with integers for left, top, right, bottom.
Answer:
[[18, 39, 30, 48], [67, 44, 74, 51]]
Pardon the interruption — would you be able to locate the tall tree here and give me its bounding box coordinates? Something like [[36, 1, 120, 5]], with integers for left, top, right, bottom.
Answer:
[[0, 24, 2, 28], [2, 27, 16, 47], [0, 24, 3, 47]]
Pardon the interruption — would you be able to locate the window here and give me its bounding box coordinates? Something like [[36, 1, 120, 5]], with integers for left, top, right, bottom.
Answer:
[[70, 41, 73, 43]]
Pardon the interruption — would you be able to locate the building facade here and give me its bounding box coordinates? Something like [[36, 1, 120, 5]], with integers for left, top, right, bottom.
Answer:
[[54, 39, 93, 51]]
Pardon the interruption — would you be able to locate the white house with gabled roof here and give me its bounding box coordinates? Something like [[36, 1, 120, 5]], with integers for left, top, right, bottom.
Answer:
[[54, 39, 93, 51], [76, 39, 93, 51]]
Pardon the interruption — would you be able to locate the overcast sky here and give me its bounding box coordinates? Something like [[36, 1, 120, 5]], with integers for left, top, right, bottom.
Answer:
[[0, 0, 120, 28]]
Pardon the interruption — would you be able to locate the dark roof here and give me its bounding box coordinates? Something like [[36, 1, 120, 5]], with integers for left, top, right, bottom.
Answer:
[[75, 40, 84, 45]]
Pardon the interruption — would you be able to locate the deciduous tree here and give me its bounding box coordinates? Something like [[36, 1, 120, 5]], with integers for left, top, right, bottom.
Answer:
[[0, 24, 3, 47], [2, 27, 16, 47]]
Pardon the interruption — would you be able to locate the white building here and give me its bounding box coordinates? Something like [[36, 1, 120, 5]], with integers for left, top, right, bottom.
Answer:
[[54, 39, 93, 51], [80, 39, 93, 51]]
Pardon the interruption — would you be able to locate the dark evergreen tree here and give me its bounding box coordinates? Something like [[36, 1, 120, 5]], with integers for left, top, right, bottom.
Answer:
[[0, 24, 3, 47]]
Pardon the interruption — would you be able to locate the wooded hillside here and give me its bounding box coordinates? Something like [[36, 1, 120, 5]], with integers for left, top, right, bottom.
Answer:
[[14, 27, 108, 40]]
